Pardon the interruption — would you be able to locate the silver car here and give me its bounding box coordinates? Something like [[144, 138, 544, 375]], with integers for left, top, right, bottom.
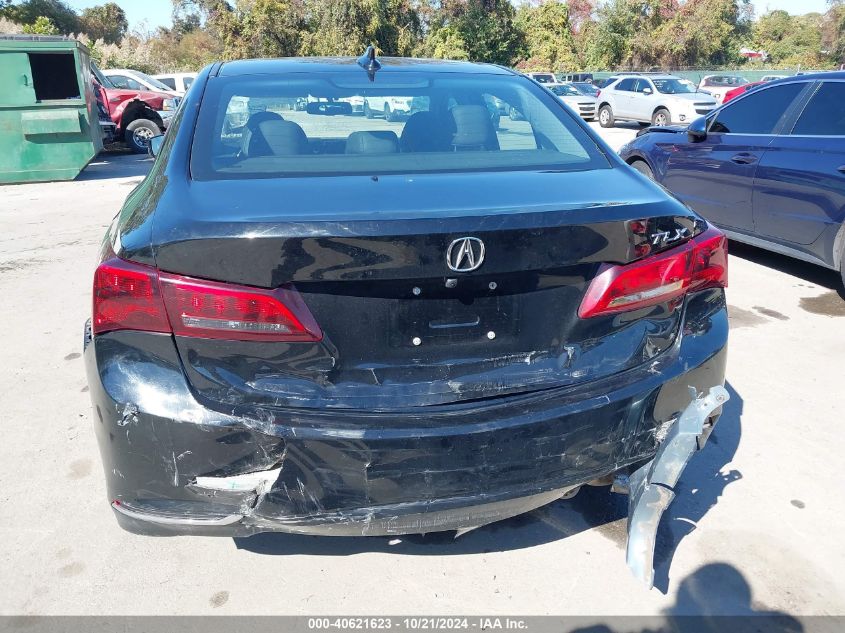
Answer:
[[548, 83, 598, 121], [597, 73, 717, 127]]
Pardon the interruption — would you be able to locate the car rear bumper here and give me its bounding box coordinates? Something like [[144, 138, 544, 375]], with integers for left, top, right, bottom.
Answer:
[[85, 289, 728, 538]]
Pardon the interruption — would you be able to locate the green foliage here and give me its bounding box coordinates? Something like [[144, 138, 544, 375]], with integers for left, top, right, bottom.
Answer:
[[79, 2, 128, 44], [753, 10, 828, 67], [22, 14, 58, 34], [422, 0, 524, 66], [5, 0, 842, 74], [1, 0, 79, 33], [300, 0, 421, 57], [515, 1, 578, 72]]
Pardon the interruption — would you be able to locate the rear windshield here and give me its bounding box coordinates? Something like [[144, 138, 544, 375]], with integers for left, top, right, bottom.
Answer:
[[191, 71, 609, 180]]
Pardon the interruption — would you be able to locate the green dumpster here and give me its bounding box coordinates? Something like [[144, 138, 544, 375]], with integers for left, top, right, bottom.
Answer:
[[0, 35, 103, 184]]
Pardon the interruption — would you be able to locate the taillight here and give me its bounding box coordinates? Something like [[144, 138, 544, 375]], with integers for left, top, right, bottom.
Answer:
[[92, 254, 322, 342], [578, 228, 727, 319], [158, 274, 321, 342], [93, 257, 170, 335]]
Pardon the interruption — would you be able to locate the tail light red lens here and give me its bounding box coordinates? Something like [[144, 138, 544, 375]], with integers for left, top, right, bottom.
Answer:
[[93, 254, 322, 342], [158, 274, 322, 342], [578, 227, 727, 319], [93, 257, 170, 335]]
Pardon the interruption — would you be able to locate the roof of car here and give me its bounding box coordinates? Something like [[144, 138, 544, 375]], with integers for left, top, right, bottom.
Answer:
[[609, 73, 678, 81], [217, 57, 515, 77], [770, 70, 845, 82]]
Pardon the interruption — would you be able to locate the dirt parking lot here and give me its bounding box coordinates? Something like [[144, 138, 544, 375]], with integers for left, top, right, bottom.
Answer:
[[1, 123, 844, 617]]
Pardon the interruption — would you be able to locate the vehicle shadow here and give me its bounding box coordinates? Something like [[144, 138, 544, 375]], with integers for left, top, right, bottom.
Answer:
[[571, 563, 803, 630], [729, 241, 843, 297], [76, 151, 153, 181], [234, 381, 742, 573]]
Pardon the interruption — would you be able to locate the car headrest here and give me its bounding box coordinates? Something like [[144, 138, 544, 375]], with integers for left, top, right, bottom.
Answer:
[[241, 111, 285, 157], [450, 105, 498, 150], [253, 120, 309, 156], [400, 111, 451, 152], [345, 131, 399, 154]]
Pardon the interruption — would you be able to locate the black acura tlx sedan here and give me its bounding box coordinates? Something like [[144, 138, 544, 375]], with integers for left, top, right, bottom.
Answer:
[[85, 50, 729, 587]]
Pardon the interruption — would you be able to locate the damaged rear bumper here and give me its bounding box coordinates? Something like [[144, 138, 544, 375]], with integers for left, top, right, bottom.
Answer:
[[616, 385, 729, 588], [85, 290, 728, 580]]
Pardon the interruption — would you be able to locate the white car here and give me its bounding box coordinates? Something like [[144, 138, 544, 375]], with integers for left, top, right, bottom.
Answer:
[[152, 72, 197, 95], [597, 74, 717, 127], [697, 74, 749, 103], [547, 83, 598, 120], [525, 72, 557, 85], [363, 96, 413, 121], [338, 95, 365, 114], [102, 68, 181, 96], [761, 74, 788, 82]]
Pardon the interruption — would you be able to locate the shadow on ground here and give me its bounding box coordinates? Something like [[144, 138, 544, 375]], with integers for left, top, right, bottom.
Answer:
[[571, 564, 803, 631], [729, 241, 843, 297], [235, 382, 744, 596], [76, 151, 152, 181]]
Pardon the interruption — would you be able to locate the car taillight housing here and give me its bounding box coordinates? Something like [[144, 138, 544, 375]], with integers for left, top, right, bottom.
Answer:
[[93, 257, 170, 335], [92, 253, 322, 342], [578, 227, 727, 319]]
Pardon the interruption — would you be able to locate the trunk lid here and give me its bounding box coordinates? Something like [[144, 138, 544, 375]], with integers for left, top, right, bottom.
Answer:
[[149, 168, 697, 409]]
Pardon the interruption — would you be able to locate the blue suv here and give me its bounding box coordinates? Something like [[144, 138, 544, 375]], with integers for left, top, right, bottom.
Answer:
[[620, 72, 845, 287]]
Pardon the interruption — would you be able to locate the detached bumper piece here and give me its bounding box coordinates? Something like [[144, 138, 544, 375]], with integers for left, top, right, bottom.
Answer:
[[623, 385, 729, 588]]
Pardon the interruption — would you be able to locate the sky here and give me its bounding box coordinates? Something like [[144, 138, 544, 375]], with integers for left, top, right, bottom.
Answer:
[[64, 0, 833, 32]]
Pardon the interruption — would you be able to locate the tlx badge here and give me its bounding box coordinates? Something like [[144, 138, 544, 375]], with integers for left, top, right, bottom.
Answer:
[[650, 227, 690, 247]]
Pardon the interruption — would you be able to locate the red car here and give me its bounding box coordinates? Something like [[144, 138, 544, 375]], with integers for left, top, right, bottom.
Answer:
[[91, 63, 179, 153], [722, 81, 765, 103]]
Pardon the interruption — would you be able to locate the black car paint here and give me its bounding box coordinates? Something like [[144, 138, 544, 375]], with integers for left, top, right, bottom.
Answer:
[[620, 73, 845, 273], [86, 58, 728, 535]]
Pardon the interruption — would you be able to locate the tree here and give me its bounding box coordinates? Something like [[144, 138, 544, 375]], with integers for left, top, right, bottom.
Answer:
[[300, 0, 421, 57], [515, 1, 578, 71], [822, 4, 845, 66], [423, 0, 525, 66], [79, 3, 128, 44], [1, 0, 79, 33], [22, 14, 58, 34]]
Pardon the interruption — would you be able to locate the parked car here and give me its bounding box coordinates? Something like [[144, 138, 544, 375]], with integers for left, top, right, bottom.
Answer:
[[548, 82, 598, 120], [363, 95, 413, 120], [91, 63, 180, 153], [85, 53, 729, 588], [697, 74, 750, 103], [102, 68, 181, 96], [559, 72, 594, 83], [597, 73, 717, 127], [571, 81, 601, 97], [722, 81, 764, 103], [620, 73, 845, 287], [152, 72, 197, 95], [338, 95, 365, 113], [92, 79, 118, 144], [761, 74, 788, 82], [525, 71, 556, 84]]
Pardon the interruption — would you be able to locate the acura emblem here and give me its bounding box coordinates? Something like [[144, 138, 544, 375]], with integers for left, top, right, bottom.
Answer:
[[446, 237, 485, 272]]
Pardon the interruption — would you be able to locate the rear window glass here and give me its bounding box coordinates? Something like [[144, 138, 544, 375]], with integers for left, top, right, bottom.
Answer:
[[709, 83, 804, 134], [190, 72, 608, 180], [791, 82, 845, 136]]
